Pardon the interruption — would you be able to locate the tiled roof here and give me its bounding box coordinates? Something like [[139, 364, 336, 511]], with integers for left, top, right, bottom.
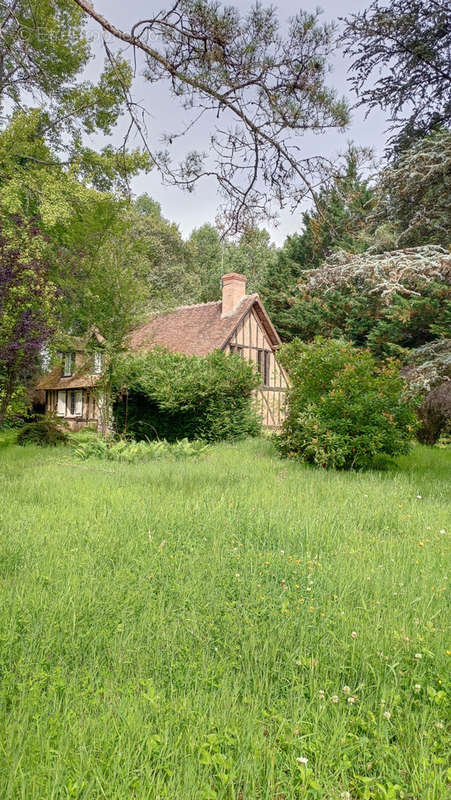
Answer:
[[38, 294, 281, 389], [129, 294, 280, 356]]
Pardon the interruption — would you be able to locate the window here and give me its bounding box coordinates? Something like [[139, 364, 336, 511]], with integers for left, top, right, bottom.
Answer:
[[63, 352, 74, 376], [93, 351, 103, 374], [264, 351, 271, 386], [257, 350, 271, 386], [230, 345, 243, 356], [68, 390, 83, 417]]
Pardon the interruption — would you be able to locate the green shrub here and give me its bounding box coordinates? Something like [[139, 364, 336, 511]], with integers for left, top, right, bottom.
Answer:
[[17, 415, 68, 447], [73, 436, 207, 463], [112, 348, 260, 442], [277, 338, 418, 469]]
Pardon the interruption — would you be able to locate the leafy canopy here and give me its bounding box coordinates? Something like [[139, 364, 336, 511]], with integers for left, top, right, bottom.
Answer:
[[112, 348, 260, 442], [277, 338, 418, 470]]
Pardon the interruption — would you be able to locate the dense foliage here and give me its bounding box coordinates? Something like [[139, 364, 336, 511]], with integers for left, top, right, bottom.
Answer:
[[417, 382, 451, 447], [277, 339, 418, 469], [261, 151, 375, 342], [371, 130, 451, 249], [112, 348, 260, 442], [17, 415, 68, 446], [271, 246, 450, 358], [401, 340, 451, 445], [0, 216, 57, 425]]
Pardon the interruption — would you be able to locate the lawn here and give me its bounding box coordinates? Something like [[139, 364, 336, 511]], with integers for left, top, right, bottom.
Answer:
[[0, 434, 449, 799]]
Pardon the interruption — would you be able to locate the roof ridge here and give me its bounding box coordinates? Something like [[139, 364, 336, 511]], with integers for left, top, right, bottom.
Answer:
[[137, 293, 258, 326]]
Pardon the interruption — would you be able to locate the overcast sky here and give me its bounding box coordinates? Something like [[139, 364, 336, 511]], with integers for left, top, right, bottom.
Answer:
[[85, 0, 389, 245]]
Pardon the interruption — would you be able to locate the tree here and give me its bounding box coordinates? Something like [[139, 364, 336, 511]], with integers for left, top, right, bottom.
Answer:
[[341, 0, 451, 150], [370, 129, 451, 249], [187, 224, 223, 303], [261, 147, 375, 341], [401, 339, 451, 445], [295, 245, 451, 356], [0, 0, 149, 187], [133, 195, 196, 309], [71, 0, 349, 232], [224, 227, 276, 294], [0, 215, 57, 426]]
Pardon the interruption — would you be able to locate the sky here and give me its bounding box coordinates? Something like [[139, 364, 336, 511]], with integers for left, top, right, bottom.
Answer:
[[84, 0, 389, 245]]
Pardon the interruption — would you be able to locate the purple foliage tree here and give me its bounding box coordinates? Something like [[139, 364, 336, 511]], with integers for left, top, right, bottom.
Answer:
[[0, 217, 57, 425]]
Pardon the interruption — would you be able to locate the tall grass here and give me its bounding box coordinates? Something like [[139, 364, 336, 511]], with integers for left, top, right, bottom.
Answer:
[[0, 436, 449, 799]]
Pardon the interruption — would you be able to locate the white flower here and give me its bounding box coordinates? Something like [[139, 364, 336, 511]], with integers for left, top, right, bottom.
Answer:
[[436, 721, 444, 729], [414, 683, 421, 692], [235, 573, 240, 578], [319, 690, 325, 697], [331, 695, 339, 703], [347, 696, 356, 705], [341, 793, 351, 800], [280, 550, 285, 555], [440, 529, 446, 534], [414, 653, 422, 659], [351, 631, 357, 639], [342, 685, 351, 695], [383, 710, 391, 720], [296, 756, 308, 765], [416, 495, 422, 499]]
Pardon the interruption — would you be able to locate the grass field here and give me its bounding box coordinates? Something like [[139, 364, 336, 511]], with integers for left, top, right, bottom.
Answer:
[[0, 434, 449, 799]]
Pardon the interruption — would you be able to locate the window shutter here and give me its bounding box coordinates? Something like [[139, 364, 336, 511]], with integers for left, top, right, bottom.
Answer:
[[75, 390, 83, 416], [57, 391, 66, 416]]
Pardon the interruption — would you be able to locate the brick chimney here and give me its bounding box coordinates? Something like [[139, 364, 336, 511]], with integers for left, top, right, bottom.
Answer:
[[221, 273, 246, 316]]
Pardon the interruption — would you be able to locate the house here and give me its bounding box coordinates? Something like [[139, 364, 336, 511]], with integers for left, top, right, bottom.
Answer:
[[38, 329, 105, 430], [38, 273, 289, 430]]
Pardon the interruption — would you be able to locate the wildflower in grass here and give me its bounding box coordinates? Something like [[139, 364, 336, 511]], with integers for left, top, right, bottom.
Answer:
[[419, 541, 424, 547], [342, 685, 351, 695], [341, 793, 351, 800], [296, 756, 308, 765], [440, 529, 446, 534], [436, 721, 444, 729], [235, 573, 240, 578], [414, 684, 421, 692], [383, 710, 391, 719], [414, 653, 422, 659], [319, 690, 325, 699], [347, 696, 356, 705], [351, 631, 357, 639], [416, 495, 422, 499], [331, 695, 339, 703]]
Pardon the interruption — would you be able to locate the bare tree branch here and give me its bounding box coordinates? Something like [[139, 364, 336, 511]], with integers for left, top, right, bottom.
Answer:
[[71, 0, 349, 233]]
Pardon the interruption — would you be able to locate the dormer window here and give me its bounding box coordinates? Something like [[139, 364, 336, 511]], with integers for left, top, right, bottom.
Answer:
[[93, 351, 103, 374], [63, 353, 74, 377]]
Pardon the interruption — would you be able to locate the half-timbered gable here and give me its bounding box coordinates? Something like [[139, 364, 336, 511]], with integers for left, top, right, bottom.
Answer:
[[224, 303, 289, 428]]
